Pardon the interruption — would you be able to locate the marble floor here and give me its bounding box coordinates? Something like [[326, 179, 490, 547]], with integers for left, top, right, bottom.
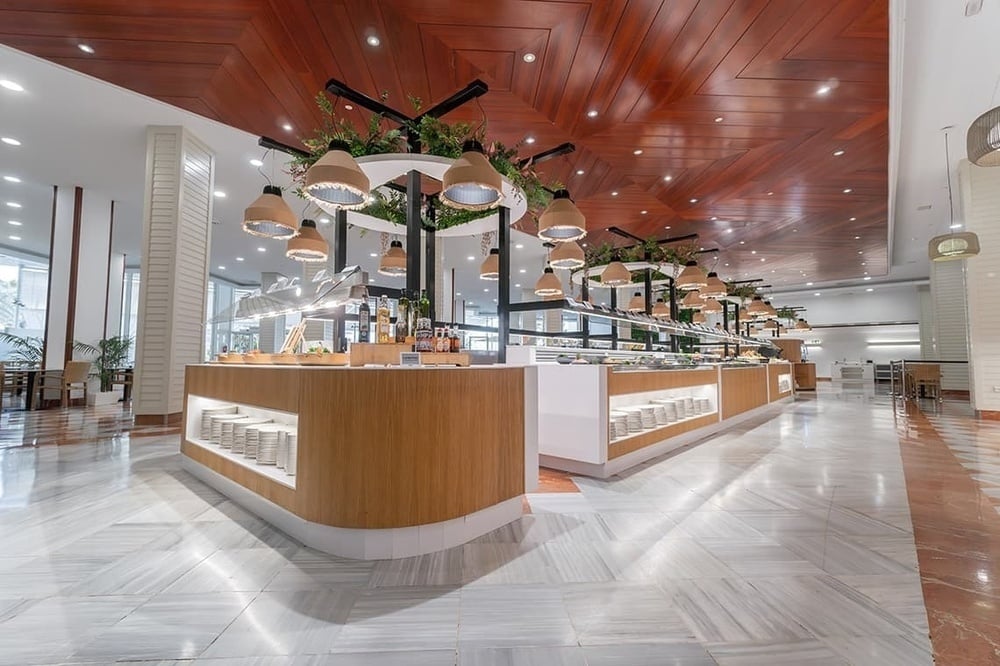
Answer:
[[0, 385, 982, 665]]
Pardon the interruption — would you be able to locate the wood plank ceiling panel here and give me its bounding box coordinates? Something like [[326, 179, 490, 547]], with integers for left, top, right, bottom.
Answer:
[[0, 0, 889, 285]]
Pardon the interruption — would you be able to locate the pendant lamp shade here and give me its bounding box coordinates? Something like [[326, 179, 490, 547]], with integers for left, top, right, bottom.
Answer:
[[601, 261, 632, 286], [692, 311, 706, 324], [243, 185, 298, 239], [538, 190, 587, 242], [701, 297, 723, 314], [701, 272, 727, 298], [303, 140, 370, 209], [967, 106, 1000, 166], [763, 300, 778, 320], [681, 289, 704, 310], [441, 140, 503, 211], [377, 239, 407, 276], [928, 232, 981, 261], [764, 319, 778, 330], [652, 298, 670, 317], [626, 292, 645, 312], [548, 239, 585, 269], [676, 261, 707, 290], [480, 248, 499, 280], [747, 296, 768, 318], [286, 219, 329, 262], [534, 266, 563, 297], [795, 318, 810, 330], [738, 307, 749, 321]]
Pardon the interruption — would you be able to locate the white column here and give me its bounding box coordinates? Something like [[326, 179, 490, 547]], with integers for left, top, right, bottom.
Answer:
[[133, 126, 215, 423], [258, 272, 286, 353], [959, 160, 1000, 413], [105, 252, 126, 338]]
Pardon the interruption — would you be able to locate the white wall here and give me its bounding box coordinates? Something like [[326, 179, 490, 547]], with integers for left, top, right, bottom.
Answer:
[[797, 324, 920, 378], [45, 186, 75, 369]]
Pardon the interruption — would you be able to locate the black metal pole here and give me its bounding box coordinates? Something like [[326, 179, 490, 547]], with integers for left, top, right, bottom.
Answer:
[[722, 301, 730, 358], [497, 206, 510, 363], [643, 251, 653, 351], [581, 275, 590, 348], [668, 278, 679, 353], [734, 301, 741, 357], [406, 170, 421, 297], [333, 209, 348, 352], [425, 206, 436, 321], [610, 288, 619, 350]]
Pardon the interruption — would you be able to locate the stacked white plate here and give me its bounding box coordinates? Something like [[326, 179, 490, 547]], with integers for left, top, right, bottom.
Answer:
[[699, 398, 712, 414], [652, 399, 679, 423], [254, 425, 286, 465], [608, 411, 629, 440], [277, 430, 290, 469], [286, 433, 298, 476], [638, 405, 657, 429], [683, 397, 696, 417], [650, 403, 669, 425], [209, 414, 249, 444], [244, 424, 268, 459], [201, 405, 237, 439], [619, 408, 644, 433], [231, 418, 271, 452]]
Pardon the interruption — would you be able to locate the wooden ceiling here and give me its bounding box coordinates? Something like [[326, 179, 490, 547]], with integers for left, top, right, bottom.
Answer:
[[0, 0, 889, 286]]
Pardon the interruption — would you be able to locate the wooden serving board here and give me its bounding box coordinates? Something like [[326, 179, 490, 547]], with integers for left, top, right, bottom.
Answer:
[[296, 353, 350, 366], [419, 352, 470, 367], [349, 342, 413, 366]]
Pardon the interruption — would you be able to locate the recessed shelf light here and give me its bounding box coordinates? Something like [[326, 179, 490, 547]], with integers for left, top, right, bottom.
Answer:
[[0, 80, 24, 92], [235, 257, 244, 262], [257, 247, 266, 252], [249, 158, 264, 167], [78, 44, 95, 54], [8, 235, 20, 241], [8, 220, 21, 226], [1, 137, 21, 146], [5, 201, 21, 208], [218, 265, 226, 271], [714, 116, 724, 123], [213, 190, 226, 198], [586, 109, 599, 118], [515, 243, 524, 249], [522, 52, 536, 63], [281, 123, 293, 131], [833, 149, 845, 156], [817, 85, 831, 95], [611, 191, 619, 196], [576, 169, 585, 175], [689, 198, 698, 203], [366, 35, 381, 47], [525, 136, 536, 144], [633, 149, 643, 155], [3, 175, 20, 183], [843, 188, 852, 193]]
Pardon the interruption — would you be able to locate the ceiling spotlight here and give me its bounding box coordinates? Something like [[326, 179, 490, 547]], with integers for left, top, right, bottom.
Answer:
[[724, 228, 732, 233], [8, 220, 21, 226], [640, 210, 647, 215], [806, 282, 813, 286], [751, 250, 757, 254], [366, 35, 381, 47], [344, 104, 354, 110], [281, 123, 293, 131], [249, 158, 264, 167], [739, 240, 745, 245], [633, 149, 643, 155], [586, 109, 599, 118], [863, 276, 872, 281], [525, 136, 536, 144], [257, 246, 266, 252], [8, 235, 20, 241], [689, 198, 698, 203], [611, 191, 619, 196], [5, 201, 21, 208], [514, 284, 520, 288], [218, 265, 226, 271], [843, 188, 852, 193], [77, 44, 95, 54], [849, 217, 857, 221], [814, 292, 821, 296], [370, 252, 378, 257], [760, 257, 766, 262], [576, 169, 585, 175], [0, 80, 24, 92], [467, 255, 475, 261], [319, 216, 330, 224], [857, 250, 863, 254], [833, 149, 845, 156], [714, 117, 724, 123], [519, 268, 526, 273], [213, 190, 226, 198], [522, 52, 537, 63], [664, 226, 671, 230], [3, 175, 20, 183], [663, 175, 673, 182], [515, 243, 524, 249], [235, 257, 244, 262], [817, 85, 831, 95], [854, 235, 861, 239], [1, 137, 21, 146], [710, 216, 717, 220]]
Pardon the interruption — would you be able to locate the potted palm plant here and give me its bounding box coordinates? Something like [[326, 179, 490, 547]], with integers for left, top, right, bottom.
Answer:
[[76, 336, 133, 405]]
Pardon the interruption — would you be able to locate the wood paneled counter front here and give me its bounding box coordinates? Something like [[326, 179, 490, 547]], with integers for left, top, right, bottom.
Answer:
[[181, 364, 538, 560]]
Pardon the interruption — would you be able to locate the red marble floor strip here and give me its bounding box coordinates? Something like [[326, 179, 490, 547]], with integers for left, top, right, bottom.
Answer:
[[896, 402, 1000, 665], [537, 467, 581, 493]]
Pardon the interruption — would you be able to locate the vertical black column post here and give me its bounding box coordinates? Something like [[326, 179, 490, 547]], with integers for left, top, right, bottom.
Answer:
[[734, 302, 741, 357], [581, 276, 590, 348], [610, 288, 618, 350], [406, 170, 421, 297], [722, 301, 730, 358], [333, 208, 348, 352], [497, 206, 510, 363], [425, 206, 436, 322], [668, 278, 679, 353], [643, 261, 653, 351]]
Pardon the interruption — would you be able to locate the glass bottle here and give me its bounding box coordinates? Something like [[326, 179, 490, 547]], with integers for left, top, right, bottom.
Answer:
[[450, 325, 460, 353], [376, 295, 392, 344], [419, 289, 430, 318], [414, 290, 434, 352], [396, 292, 409, 343], [357, 288, 371, 343]]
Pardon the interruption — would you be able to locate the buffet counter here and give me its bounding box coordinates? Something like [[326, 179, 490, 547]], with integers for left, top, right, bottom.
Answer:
[[536, 361, 793, 478], [181, 364, 538, 560]]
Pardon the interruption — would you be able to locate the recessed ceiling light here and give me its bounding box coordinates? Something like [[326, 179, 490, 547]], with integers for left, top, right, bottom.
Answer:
[[576, 169, 585, 175], [249, 158, 264, 167], [586, 109, 599, 118], [863, 276, 872, 281], [843, 188, 852, 193], [861, 262, 866, 266], [833, 149, 845, 156], [865, 288, 874, 292], [483, 288, 489, 293], [319, 216, 330, 224], [514, 283, 521, 288], [370, 252, 378, 257], [849, 217, 857, 221], [814, 292, 821, 296], [854, 235, 860, 240], [767, 191, 774, 196], [611, 191, 619, 196], [218, 265, 226, 271], [3, 175, 20, 183], [664, 226, 671, 230], [714, 117, 724, 123], [257, 246, 266, 252], [369, 278, 375, 283], [213, 190, 226, 198], [857, 250, 863, 254], [760, 257, 766, 262], [8, 220, 21, 226], [525, 136, 536, 144], [235, 257, 244, 262], [344, 104, 354, 111], [5, 201, 21, 208], [949, 223, 963, 229], [1, 137, 21, 146], [710, 216, 717, 221], [366, 35, 381, 47], [633, 149, 643, 155], [806, 282, 813, 286], [78, 44, 95, 54], [640, 210, 648, 215], [724, 263, 729, 266], [582, 243, 588, 247], [690, 198, 698, 203], [8, 235, 20, 241], [792, 228, 798, 232], [515, 243, 524, 249], [0, 80, 24, 92], [663, 175, 673, 182], [519, 268, 527, 273], [456, 292, 462, 296], [724, 229, 732, 233], [281, 123, 293, 131], [522, 52, 536, 63], [751, 250, 757, 254], [817, 85, 831, 95], [739, 240, 745, 245], [467, 255, 475, 261]]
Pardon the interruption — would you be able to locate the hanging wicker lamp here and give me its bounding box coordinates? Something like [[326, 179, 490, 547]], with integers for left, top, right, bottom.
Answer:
[[549, 240, 586, 269], [676, 261, 708, 290], [538, 190, 587, 242], [601, 261, 632, 286], [302, 140, 370, 209], [377, 239, 407, 277], [285, 219, 329, 262], [479, 248, 499, 280], [441, 140, 503, 210], [243, 185, 298, 239]]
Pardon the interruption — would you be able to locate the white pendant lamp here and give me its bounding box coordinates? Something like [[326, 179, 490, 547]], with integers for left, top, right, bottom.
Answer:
[[627, 292, 645, 312], [378, 239, 407, 277], [303, 140, 370, 209], [549, 239, 585, 269], [480, 248, 499, 280], [441, 140, 503, 211], [601, 261, 632, 286], [681, 289, 704, 310], [285, 219, 329, 262], [243, 185, 298, 239], [932, 128, 980, 261], [747, 295, 768, 318], [701, 297, 722, 314], [538, 190, 587, 242], [534, 266, 563, 297], [700, 271, 727, 298], [692, 311, 706, 324], [676, 261, 707, 291], [652, 297, 670, 317]]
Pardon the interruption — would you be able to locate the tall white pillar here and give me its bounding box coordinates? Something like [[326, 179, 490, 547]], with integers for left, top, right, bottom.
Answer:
[[959, 160, 1000, 415], [133, 126, 215, 424], [258, 272, 286, 353]]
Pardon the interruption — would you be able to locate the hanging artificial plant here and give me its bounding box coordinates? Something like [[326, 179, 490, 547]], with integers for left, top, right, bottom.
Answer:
[[581, 239, 702, 282], [725, 282, 759, 301], [287, 92, 557, 230], [775, 306, 798, 323]]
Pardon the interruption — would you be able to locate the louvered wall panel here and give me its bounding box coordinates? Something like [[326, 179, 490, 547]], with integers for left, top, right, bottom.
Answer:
[[960, 161, 1000, 412], [930, 258, 970, 391]]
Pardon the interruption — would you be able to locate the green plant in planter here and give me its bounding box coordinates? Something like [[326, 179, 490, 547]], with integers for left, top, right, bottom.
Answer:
[[0, 332, 44, 366], [75, 336, 132, 392]]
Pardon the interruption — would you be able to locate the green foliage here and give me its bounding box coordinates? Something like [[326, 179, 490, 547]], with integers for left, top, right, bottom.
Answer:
[[75, 336, 132, 392], [726, 282, 759, 301], [775, 306, 798, 322], [0, 332, 43, 366]]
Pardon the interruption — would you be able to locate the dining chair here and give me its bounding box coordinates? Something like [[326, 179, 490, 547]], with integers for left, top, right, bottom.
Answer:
[[40, 360, 92, 408]]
